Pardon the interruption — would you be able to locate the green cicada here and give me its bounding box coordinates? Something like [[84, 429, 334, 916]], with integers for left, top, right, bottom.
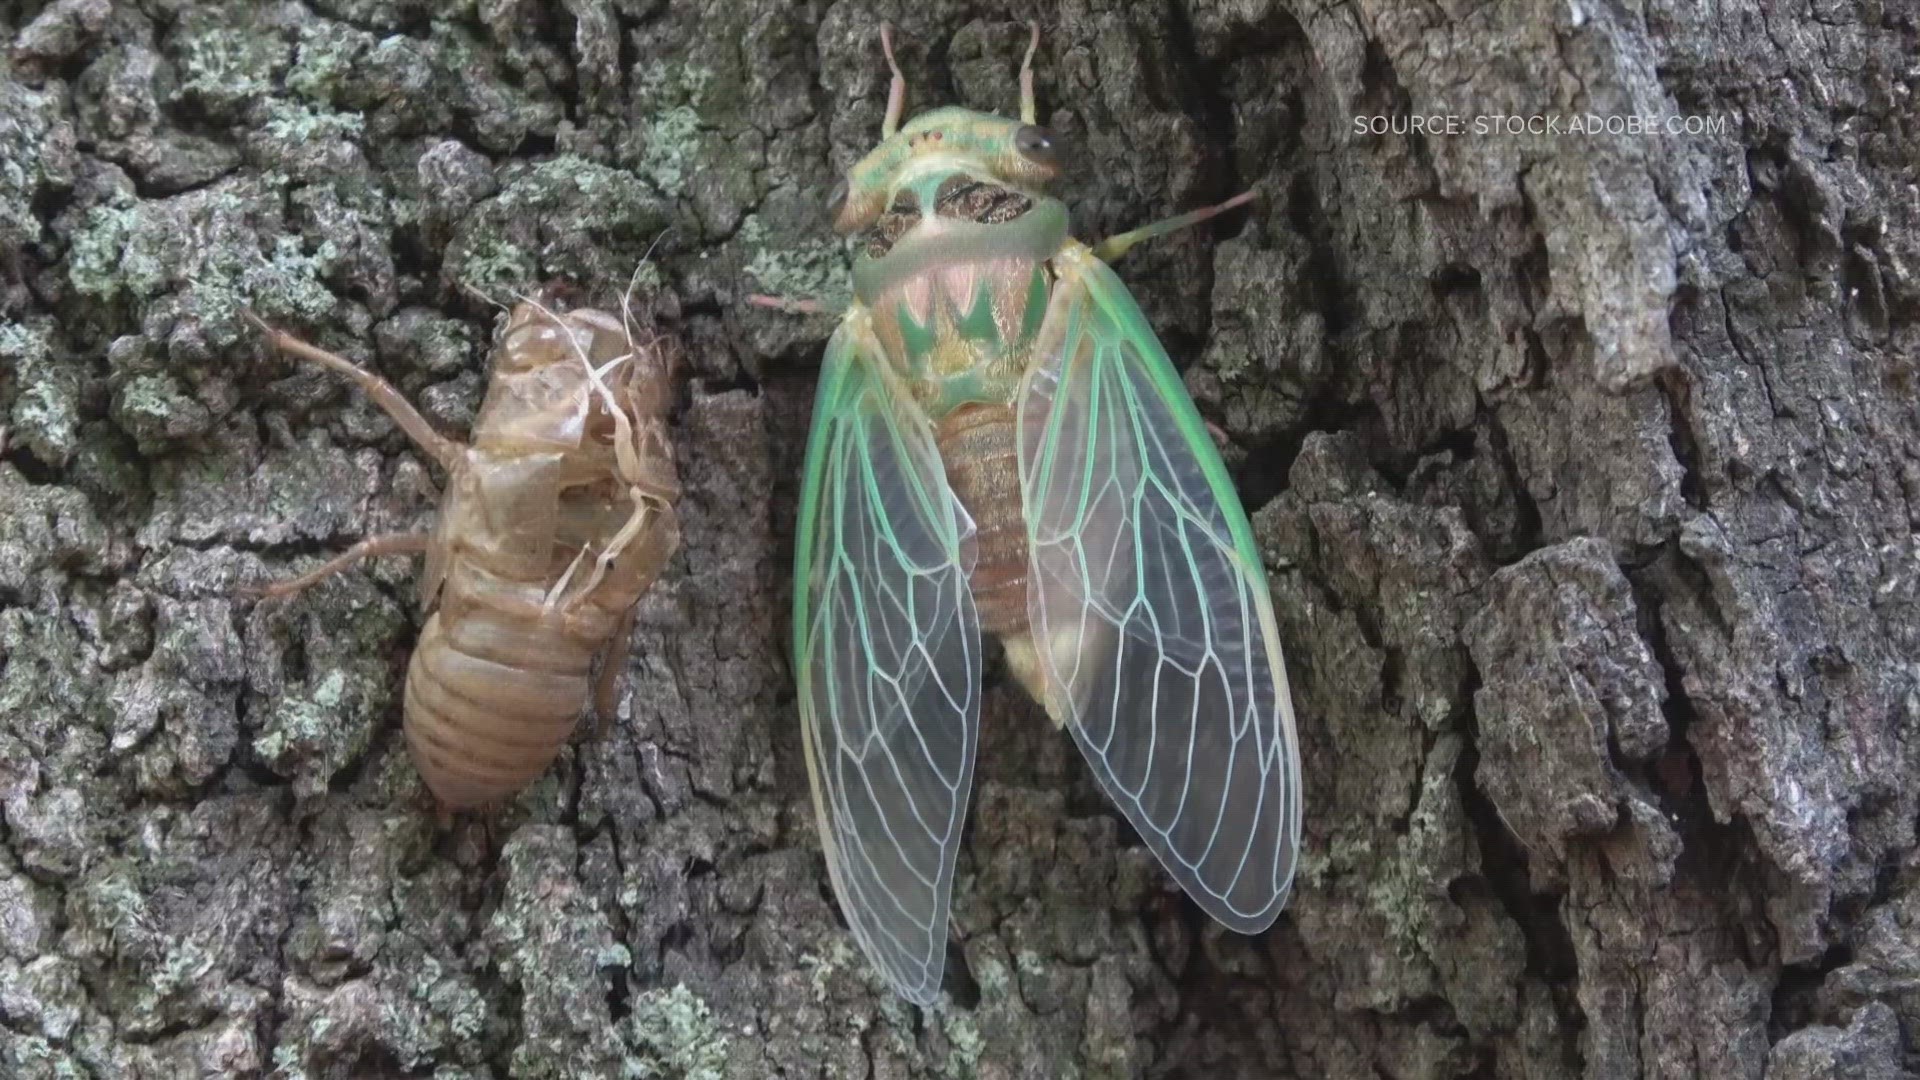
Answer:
[[785, 25, 1301, 1004]]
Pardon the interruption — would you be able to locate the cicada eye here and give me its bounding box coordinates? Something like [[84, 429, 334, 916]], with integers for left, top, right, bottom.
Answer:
[[827, 178, 850, 220], [1013, 125, 1059, 169]]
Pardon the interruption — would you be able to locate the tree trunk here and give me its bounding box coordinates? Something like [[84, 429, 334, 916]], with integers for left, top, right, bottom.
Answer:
[[2, 0, 1914, 1076]]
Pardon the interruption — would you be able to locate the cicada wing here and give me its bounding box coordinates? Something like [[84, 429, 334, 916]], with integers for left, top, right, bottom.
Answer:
[[793, 315, 982, 1004], [1017, 247, 1301, 932]]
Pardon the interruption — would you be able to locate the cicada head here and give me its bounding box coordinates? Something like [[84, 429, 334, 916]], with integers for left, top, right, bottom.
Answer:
[[494, 297, 626, 374], [830, 24, 1064, 243], [474, 297, 667, 453]]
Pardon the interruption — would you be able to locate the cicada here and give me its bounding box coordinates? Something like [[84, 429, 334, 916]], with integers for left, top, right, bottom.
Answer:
[[249, 292, 681, 811], [785, 26, 1302, 1003]]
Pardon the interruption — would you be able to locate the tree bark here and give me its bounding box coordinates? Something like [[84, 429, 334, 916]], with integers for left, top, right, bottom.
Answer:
[[2, 0, 1915, 1077]]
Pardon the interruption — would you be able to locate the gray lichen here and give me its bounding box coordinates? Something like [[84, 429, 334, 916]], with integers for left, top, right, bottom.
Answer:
[[625, 984, 731, 1080], [2, 321, 79, 468], [738, 213, 851, 308], [445, 153, 670, 297]]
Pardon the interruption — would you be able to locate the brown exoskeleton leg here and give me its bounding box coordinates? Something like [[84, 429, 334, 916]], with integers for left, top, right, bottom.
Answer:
[[242, 315, 460, 600], [244, 312, 466, 470], [247, 532, 435, 598], [568, 495, 676, 606], [585, 602, 641, 741]]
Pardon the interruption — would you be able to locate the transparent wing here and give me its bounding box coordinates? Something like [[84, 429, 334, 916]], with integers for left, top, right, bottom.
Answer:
[[792, 315, 981, 1004], [1018, 247, 1301, 932]]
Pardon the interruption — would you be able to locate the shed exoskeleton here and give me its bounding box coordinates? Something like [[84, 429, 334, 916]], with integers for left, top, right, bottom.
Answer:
[[250, 294, 680, 810]]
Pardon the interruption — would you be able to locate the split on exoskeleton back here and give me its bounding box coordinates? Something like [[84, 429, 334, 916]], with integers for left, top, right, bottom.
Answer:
[[502, 270, 681, 617]]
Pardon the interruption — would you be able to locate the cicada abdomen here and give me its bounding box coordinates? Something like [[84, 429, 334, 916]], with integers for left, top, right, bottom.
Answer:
[[251, 296, 680, 811], [785, 24, 1302, 1004], [933, 406, 1025, 635]]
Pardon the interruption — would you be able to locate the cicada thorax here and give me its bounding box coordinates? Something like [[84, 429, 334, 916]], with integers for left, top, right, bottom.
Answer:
[[859, 173, 1073, 703], [404, 301, 680, 809]]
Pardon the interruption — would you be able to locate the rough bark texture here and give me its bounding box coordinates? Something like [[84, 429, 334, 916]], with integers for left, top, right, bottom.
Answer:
[[1, 0, 1916, 1077]]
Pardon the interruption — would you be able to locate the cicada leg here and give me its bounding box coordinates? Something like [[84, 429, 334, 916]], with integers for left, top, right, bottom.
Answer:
[[556, 496, 673, 612], [1204, 417, 1232, 451], [586, 602, 641, 740], [247, 532, 434, 598], [747, 294, 835, 317], [244, 312, 465, 470], [1088, 190, 1258, 263]]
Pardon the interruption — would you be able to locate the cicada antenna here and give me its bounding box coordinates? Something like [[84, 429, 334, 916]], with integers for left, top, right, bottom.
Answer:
[[1019, 22, 1041, 124], [456, 280, 511, 314], [511, 290, 588, 367], [619, 228, 674, 367], [880, 23, 907, 138]]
